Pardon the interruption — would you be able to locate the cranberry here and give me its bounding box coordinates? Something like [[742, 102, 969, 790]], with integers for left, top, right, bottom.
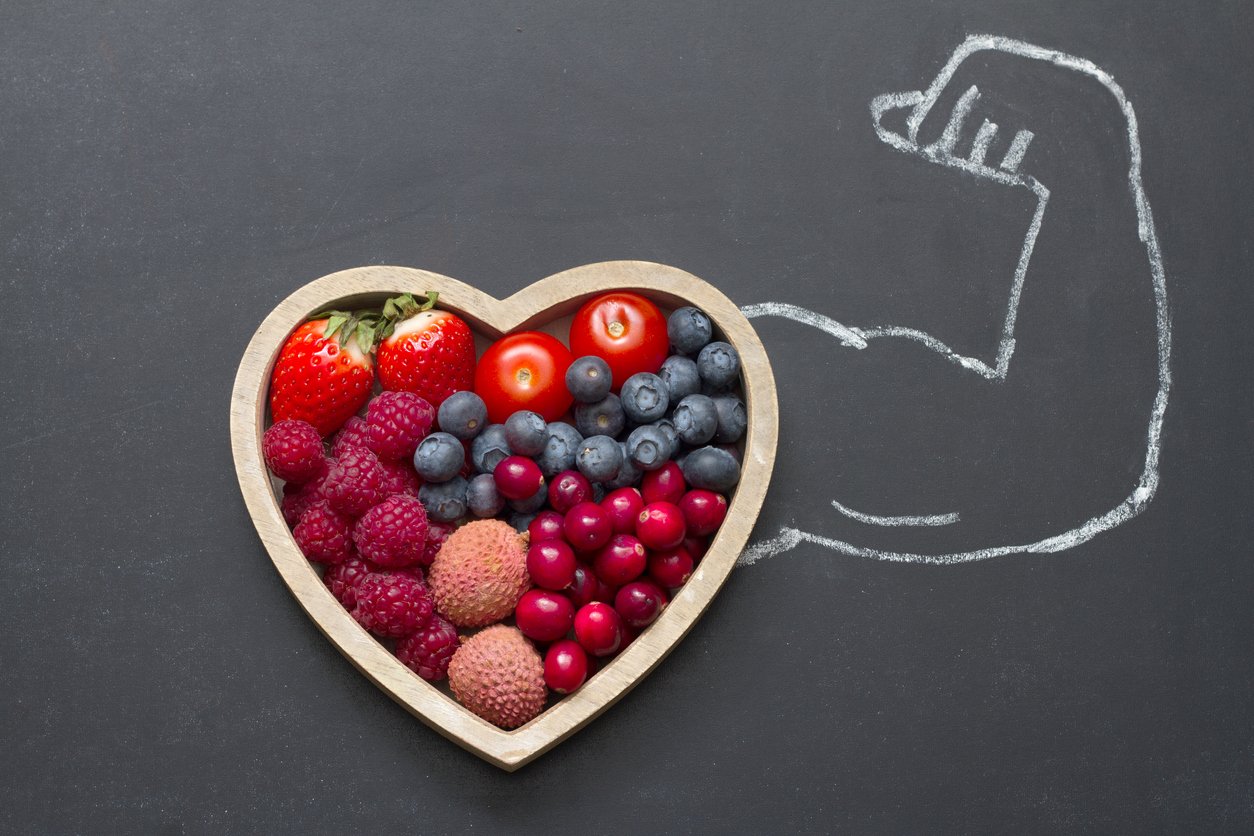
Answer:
[[567, 565, 599, 608], [683, 535, 709, 560], [527, 539, 578, 590], [515, 589, 575, 643], [635, 501, 687, 551], [493, 455, 544, 501], [593, 577, 617, 604], [544, 639, 589, 694], [648, 546, 694, 589], [573, 602, 623, 657], [563, 501, 613, 553], [641, 461, 686, 505], [600, 487, 644, 534], [678, 489, 727, 536], [593, 534, 647, 587], [620, 623, 640, 648], [527, 509, 566, 544], [548, 469, 592, 514], [614, 580, 667, 628]]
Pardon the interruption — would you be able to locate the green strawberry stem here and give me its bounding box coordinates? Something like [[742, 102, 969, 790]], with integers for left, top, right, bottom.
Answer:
[[313, 308, 382, 354], [376, 292, 439, 342]]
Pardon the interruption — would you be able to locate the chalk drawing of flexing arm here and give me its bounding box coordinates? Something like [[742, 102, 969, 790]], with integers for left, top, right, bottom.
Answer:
[[740, 35, 1171, 566]]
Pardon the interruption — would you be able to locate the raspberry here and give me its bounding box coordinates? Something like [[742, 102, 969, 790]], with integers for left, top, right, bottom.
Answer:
[[323, 448, 387, 517], [331, 415, 370, 458], [323, 554, 375, 608], [396, 615, 460, 681], [293, 503, 355, 564], [280, 458, 334, 526], [379, 459, 422, 499], [263, 419, 326, 483], [366, 391, 435, 462], [353, 572, 433, 637], [353, 495, 430, 568], [419, 521, 454, 567]]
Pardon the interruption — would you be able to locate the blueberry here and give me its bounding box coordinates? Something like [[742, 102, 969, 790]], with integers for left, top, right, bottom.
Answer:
[[536, 421, 583, 478], [437, 391, 488, 440], [696, 341, 740, 391], [413, 432, 465, 482], [470, 424, 512, 474], [574, 393, 626, 439], [466, 473, 506, 518], [681, 446, 740, 492], [648, 418, 681, 459], [658, 355, 701, 403], [504, 410, 548, 456], [672, 394, 718, 446], [602, 442, 643, 489], [419, 476, 469, 522], [626, 425, 671, 471], [508, 512, 538, 533], [576, 435, 624, 483], [668, 306, 712, 356], [711, 394, 747, 444], [619, 372, 669, 424], [566, 355, 613, 403], [508, 482, 549, 513]]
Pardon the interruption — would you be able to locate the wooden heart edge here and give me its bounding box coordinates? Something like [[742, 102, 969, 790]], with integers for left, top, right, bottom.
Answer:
[[229, 261, 779, 771]]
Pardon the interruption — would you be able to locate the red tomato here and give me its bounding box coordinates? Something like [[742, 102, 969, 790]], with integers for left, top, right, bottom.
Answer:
[[569, 292, 669, 389], [475, 331, 574, 423]]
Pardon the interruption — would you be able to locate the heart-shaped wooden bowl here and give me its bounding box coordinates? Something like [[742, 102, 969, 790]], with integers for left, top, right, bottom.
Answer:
[[230, 261, 778, 770]]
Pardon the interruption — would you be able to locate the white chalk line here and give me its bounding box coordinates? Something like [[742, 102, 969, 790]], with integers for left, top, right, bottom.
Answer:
[[737, 34, 1172, 566], [968, 119, 998, 166], [832, 499, 960, 527]]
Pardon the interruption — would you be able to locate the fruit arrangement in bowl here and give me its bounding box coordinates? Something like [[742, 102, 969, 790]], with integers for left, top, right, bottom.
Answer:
[[261, 286, 749, 730]]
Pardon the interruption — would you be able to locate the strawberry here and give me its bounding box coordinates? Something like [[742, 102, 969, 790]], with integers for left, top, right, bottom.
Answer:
[[376, 292, 475, 408], [270, 312, 378, 437]]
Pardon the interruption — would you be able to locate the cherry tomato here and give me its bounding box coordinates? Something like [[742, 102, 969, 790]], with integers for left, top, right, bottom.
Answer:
[[475, 331, 574, 423], [569, 292, 669, 389]]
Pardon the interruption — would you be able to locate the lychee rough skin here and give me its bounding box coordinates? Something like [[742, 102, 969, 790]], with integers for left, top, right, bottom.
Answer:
[[428, 519, 530, 627], [448, 625, 546, 729]]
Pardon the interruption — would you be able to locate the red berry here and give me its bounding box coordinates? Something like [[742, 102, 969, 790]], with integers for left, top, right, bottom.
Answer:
[[322, 554, 375, 608], [352, 495, 430, 568], [593, 534, 647, 587], [683, 535, 709, 560], [352, 572, 433, 637], [640, 462, 686, 505], [396, 615, 460, 681], [593, 577, 617, 604], [614, 581, 667, 628], [376, 302, 476, 409], [648, 546, 694, 589], [563, 501, 612, 553], [573, 602, 623, 657], [330, 415, 370, 457], [269, 318, 375, 437], [378, 459, 423, 499], [635, 501, 687, 550], [679, 490, 727, 537], [419, 521, 454, 567], [263, 419, 327, 483], [600, 487, 644, 534], [527, 510, 566, 544], [620, 623, 640, 648], [366, 391, 435, 462], [527, 540, 578, 591], [547, 470, 592, 514], [293, 503, 355, 564], [567, 565, 598, 608], [281, 460, 333, 526], [544, 639, 589, 694], [323, 448, 388, 517], [515, 589, 576, 643], [494, 456, 545, 501]]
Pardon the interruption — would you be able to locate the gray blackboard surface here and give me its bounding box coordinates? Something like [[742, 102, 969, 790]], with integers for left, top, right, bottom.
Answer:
[[4, 1, 1253, 832]]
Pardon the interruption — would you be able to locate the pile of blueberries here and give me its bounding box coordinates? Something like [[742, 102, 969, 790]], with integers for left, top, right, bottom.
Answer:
[[411, 306, 745, 527]]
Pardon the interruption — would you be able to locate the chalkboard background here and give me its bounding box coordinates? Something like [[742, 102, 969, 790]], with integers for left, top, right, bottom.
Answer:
[[4, 1, 1253, 832]]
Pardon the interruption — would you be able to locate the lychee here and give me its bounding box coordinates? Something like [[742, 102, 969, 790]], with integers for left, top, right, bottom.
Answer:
[[448, 625, 546, 729], [427, 519, 530, 627]]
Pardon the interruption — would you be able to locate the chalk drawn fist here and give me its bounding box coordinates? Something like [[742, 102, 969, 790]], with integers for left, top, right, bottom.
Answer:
[[743, 36, 1170, 565]]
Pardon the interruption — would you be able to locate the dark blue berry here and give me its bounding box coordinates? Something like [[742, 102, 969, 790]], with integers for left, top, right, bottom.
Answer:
[[504, 410, 548, 456], [466, 473, 506, 517], [681, 446, 740, 492], [603, 442, 643, 489], [626, 425, 671, 471], [509, 512, 538, 533], [412, 432, 465, 482], [536, 422, 583, 478], [619, 372, 669, 424], [667, 306, 712, 356], [574, 393, 626, 439], [696, 341, 740, 391], [470, 424, 512, 474], [565, 355, 613, 403], [508, 483, 549, 513], [672, 394, 718, 446], [437, 391, 488, 440], [576, 435, 624, 483], [419, 476, 469, 522], [711, 394, 747, 444], [649, 418, 680, 459], [658, 355, 701, 403]]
